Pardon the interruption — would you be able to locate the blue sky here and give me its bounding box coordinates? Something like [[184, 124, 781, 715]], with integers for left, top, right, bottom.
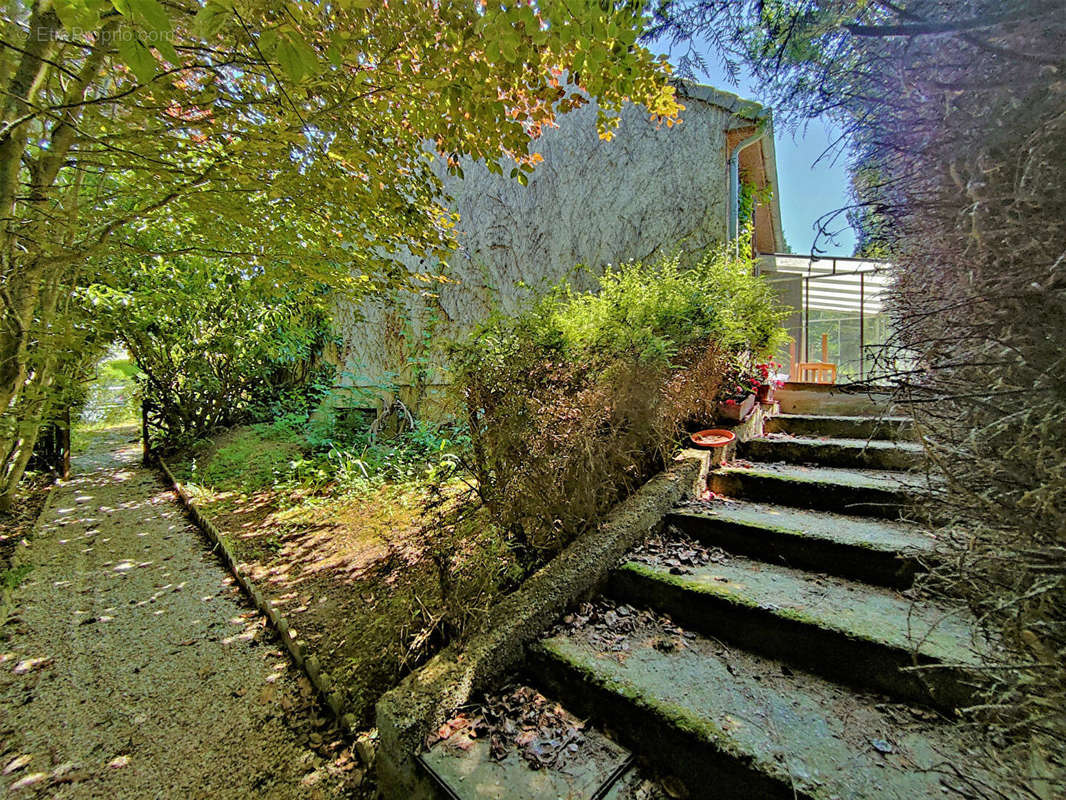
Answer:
[[654, 46, 859, 256]]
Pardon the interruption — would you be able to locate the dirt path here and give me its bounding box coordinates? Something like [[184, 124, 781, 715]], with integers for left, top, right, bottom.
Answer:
[[0, 427, 357, 798]]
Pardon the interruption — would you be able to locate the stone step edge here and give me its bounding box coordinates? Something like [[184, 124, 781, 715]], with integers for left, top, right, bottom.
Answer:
[[764, 414, 917, 443], [709, 467, 915, 520], [715, 463, 915, 485], [667, 506, 931, 554], [773, 413, 913, 423], [745, 436, 924, 451], [610, 561, 976, 711], [416, 734, 636, 800], [665, 508, 924, 588], [154, 454, 363, 740], [529, 638, 800, 798], [738, 439, 922, 472]]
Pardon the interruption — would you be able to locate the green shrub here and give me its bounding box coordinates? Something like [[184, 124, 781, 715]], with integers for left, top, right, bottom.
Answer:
[[320, 418, 469, 490], [90, 256, 335, 451], [184, 409, 469, 498], [450, 243, 788, 563]]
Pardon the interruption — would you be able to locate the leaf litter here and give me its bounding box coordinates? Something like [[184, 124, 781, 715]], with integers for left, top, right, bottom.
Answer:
[[550, 598, 695, 660], [628, 526, 730, 575], [430, 684, 590, 771]]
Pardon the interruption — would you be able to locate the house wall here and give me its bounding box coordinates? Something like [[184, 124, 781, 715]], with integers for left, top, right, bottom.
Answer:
[[333, 93, 761, 412]]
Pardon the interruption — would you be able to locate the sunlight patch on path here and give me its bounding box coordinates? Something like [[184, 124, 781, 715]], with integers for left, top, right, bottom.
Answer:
[[0, 426, 355, 798]]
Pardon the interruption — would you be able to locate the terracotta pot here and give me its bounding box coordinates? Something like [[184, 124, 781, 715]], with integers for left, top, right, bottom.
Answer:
[[690, 428, 736, 449], [756, 383, 776, 403], [717, 393, 756, 421]]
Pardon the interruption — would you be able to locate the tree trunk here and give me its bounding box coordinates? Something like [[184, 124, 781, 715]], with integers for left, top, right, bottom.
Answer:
[[0, 422, 40, 511], [0, 14, 116, 418], [0, 3, 62, 416]]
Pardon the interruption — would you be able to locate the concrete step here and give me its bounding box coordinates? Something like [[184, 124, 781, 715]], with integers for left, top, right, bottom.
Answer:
[[709, 462, 924, 519], [766, 413, 915, 441], [740, 435, 924, 471], [666, 500, 935, 588], [608, 553, 980, 711], [532, 606, 993, 800], [419, 685, 636, 799], [776, 384, 901, 416]]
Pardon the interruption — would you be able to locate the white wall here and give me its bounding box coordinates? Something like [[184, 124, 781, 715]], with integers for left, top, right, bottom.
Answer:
[[334, 94, 745, 409]]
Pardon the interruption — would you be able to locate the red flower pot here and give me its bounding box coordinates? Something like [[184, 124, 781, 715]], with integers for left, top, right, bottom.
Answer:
[[756, 383, 776, 403], [717, 393, 756, 421]]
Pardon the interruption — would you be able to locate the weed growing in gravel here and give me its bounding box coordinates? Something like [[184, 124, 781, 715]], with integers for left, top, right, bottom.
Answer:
[[2, 564, 32, 590]]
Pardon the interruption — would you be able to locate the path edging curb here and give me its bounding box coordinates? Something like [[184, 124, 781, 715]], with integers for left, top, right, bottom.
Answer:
[[154, 455, 358, 734], [374, 451, 709, 799], [3, 480, 62, 628]]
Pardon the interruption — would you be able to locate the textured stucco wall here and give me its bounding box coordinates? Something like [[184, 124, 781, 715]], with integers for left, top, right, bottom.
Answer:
[[334, 93, 746, 409]]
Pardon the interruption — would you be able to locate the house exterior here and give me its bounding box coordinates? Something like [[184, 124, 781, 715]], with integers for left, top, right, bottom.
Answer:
[[333, 82, 785, 413]]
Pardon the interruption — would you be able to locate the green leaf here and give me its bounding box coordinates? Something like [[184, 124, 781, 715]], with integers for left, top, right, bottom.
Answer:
[[258, 29, 279, 56], [154, 36, 180, 66], [274, 32, 319, 81], [291, 35, 320, 77], [276, 37, 305, 81], [117, 34, 157, 83], [192, 1, 230, 38], [326, 40, 342, 67], [128, 0, 171, 34], [55, 0, 101, 32]]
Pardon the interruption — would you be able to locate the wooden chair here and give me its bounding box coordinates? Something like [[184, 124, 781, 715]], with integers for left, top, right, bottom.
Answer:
[[796, 362, 837, 384], [789, 336, 838, 384]]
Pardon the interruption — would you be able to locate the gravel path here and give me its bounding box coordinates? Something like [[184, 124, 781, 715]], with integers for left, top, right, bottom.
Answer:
[[0, 427, 354, 798]]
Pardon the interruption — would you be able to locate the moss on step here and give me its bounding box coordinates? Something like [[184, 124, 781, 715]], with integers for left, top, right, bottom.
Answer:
[[534, 616, 997, 800], [617, 558, 979, 666], [671, 500, 934, 553]]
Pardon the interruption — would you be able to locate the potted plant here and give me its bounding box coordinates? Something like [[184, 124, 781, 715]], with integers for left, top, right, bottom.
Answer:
[[754, 362, 784, 403], [716, 360, 759, 421]]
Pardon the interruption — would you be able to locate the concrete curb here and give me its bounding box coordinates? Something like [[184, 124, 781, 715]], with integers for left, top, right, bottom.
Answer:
[[153, 455, 359, 733], [374, 450, 709, 800], [8, 478, 62, 570], [3, 480, 63, 627]]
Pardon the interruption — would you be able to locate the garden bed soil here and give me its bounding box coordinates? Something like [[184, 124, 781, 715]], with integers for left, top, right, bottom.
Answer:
[[1, 475, 54, 576], [170, 426, 506, 728]]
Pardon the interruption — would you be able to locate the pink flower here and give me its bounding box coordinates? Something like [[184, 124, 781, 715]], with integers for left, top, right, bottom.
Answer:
[[725, 398, 736, 406]]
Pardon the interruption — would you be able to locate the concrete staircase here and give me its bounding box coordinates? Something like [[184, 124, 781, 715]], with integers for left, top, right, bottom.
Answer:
[[422, 404, 1001, 799]]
